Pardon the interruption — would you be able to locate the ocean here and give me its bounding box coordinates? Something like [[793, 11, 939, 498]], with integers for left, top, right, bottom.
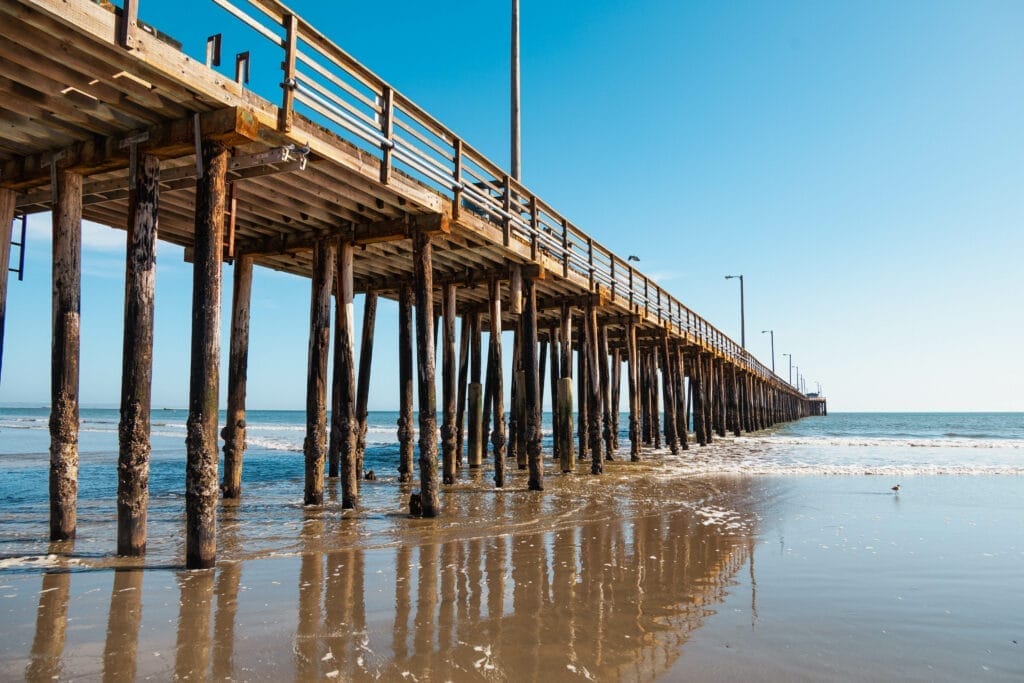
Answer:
[[1, 409, 1022, 680]]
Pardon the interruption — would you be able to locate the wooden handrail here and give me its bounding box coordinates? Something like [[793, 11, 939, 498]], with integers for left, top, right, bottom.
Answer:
[[206, 0, 797, 394]]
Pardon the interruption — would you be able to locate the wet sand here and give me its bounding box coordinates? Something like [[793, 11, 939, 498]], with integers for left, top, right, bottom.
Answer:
[[1, 441, 1022, 680]]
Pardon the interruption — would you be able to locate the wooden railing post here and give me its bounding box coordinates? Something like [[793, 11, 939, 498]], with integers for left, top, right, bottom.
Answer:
[[561, 219, 569, 278], [502, 175, 512, 246], [280, 13, 298, 132], [117, 0, 138, 50], [587, 237, 594, 291], [380, 85, 394, 184], [453, 138, 463, 220], [529, 195, 538, 261]]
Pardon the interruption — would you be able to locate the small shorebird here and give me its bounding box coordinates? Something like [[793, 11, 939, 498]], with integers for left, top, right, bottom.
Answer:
[[891, 484, 901, 493]]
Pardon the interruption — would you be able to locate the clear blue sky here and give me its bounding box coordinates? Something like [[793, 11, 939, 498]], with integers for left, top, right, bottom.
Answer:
[[3, 0, 1023, 411]]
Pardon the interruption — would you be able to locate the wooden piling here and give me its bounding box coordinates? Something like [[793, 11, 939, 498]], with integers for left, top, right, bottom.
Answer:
[[0, 189, 15, 382], [576, 325, 589, 463], [441, 283, 457, 485], [221, 254, 252, 499], [638, 350, 647, 446], [185, 140, 227, 568], [716, 360, 727, 437], [50, 168, 82, 542], [598, 324, 613, 461], [729, 365, 741, 436], [702, 354, 714, 444], [303, 239, 335, 507], [397, 283, 414, 483], [117, 153, 159, 556], [548, 326, 560, 460], [649, 349, 661, 449], [455, 313, 470, 467], [355, 291, 378, 479], [488, 279, 506, 487], [514, 369, 527, 469], [557, 377, 574, 472], [413, 230, 439, 516], [691, 353, 706, 446], [468, 312, 483, 468], [675, 346, 689, 450], [660, 332, 678, 455], [509, 323, 522, 468], [585, 300, 603, 475], [522, 275, 543, 490], [626, 318, 640, 461], [481, 324, 494, 460], [559, 305, 575, 470], [610, 346, 621, 452], [329, 241, 357, 508]]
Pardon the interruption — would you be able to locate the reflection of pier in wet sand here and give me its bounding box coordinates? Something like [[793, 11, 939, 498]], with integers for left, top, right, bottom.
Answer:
[[16, 477, 754, 681]]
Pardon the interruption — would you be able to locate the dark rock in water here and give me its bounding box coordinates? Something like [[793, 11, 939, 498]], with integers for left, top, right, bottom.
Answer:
[[364, 469, 376, 481], [409, 492, 423, 517]]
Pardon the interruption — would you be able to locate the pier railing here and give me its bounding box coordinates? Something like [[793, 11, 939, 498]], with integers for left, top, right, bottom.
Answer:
[[205, 0, 786, 388]]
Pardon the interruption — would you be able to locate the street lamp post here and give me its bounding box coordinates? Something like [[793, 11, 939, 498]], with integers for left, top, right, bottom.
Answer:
[[781, 353, 792, 386], [761, 329, 774, 373], [794, 365, 799, 391], [724, 274, 745, 348], [511, 0, 521, 181]]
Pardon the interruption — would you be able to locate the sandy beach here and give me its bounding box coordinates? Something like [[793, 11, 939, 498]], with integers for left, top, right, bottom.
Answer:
[[1, 411, 1022, 681]]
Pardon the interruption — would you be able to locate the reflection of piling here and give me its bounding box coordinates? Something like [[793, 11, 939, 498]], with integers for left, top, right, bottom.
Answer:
[[296, 523, 323, 680], [27, 570, 70, 682], [102, 569, 143, 683], [174, 570, 214, 679]]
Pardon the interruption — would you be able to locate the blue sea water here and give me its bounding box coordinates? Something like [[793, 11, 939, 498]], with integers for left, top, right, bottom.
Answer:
[[1, 409, 1022, 506]]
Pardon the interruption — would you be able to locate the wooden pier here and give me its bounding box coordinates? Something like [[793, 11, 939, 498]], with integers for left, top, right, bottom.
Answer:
[[0, 0, 818, 568]]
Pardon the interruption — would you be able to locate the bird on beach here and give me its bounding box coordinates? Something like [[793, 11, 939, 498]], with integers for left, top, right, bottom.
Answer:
[[891, 484, 901, 493]]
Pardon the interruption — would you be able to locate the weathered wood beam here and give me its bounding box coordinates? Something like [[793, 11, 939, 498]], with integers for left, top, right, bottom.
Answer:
[[598, 324, 613, 461], [626, 318, 640, 461], [397, 283, 414, 483], [303, 238, 335, 507], [355, 290, 377, 479], [330, 241, 357, 507], [221, 254, 252, 499], [1, 107, 260, 190], [558, 304, 574, 472], [185, 140, 227, 569], [547, 325, 560, 462], [413, 230, 439, 516], [116, 152, 158, 556], [488, 278, 506, 488], [523, 274, 543, 491], [467, 312, 483, 468], [660, 331, 678, 455], [0, 189, 14, 382], [50, 168, 82, 542], [454, 313, 470, 468], [235, 213, 449, 257], [585, 300, 603, 474], [441, 283, 457, 486]]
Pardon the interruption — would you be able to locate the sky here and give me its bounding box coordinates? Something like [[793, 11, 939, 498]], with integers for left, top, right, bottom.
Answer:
[[3, 0, 1023, 412]]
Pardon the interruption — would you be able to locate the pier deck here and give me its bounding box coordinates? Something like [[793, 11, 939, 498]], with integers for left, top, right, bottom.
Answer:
[[0, 0, 817, 567]]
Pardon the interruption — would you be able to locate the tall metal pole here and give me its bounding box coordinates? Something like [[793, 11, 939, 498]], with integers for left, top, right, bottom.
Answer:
[[725, 274, 745, 348], [782, 353, 792, 386], [511, 0, 521, 181], [739, 275, 745, 348], [762, 329, 774, 373]]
